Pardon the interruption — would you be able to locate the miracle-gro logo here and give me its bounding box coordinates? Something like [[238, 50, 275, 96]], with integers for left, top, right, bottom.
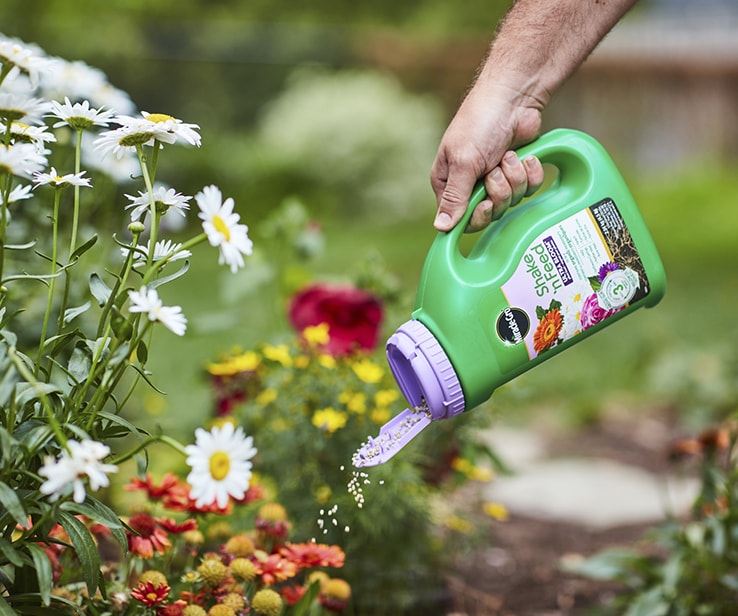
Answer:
[[496, 307, 530, 346]]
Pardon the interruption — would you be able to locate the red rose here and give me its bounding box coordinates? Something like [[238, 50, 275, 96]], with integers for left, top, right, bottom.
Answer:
[[288, 283, 383, 356]]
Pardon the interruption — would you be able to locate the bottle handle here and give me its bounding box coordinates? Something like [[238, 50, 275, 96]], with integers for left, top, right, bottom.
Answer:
[[447, 128, 600, 244]]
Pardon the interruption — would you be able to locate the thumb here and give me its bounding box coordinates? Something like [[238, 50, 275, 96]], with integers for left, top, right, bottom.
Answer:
[[433, 168, 478, 232]]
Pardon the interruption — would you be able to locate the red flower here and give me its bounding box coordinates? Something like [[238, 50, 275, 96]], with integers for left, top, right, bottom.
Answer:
[[288, 283, 383, 356], [158, 517, 198, 534], [131, 580, 170, 607], [281, 584, 307, 606], [126, 473, 182, 501], [280, 542, 345, 569], [127, 513, 171, 559]]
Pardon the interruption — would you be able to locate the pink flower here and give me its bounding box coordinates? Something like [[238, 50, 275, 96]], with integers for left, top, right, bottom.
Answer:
[[288, 283, 383, 356], [580, 293, 622, 330]]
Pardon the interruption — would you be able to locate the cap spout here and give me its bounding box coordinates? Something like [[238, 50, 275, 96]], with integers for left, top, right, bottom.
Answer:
[[352, 406, 432, 468]]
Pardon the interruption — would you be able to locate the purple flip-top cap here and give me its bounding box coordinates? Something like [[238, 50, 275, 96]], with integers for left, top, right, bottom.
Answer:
[[385, 319, 465, 420]]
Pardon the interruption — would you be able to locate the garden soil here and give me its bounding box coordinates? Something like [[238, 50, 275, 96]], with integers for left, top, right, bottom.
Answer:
[[444, 411, 692, 616]]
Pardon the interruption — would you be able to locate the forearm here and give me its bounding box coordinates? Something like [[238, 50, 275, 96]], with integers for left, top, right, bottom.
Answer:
[[476, 0, 639, 108]]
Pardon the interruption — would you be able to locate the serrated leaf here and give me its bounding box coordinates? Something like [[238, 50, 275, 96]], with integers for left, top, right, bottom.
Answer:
[[70, 234, 98, 261], [0, 481, 28, 526], [58, 511, 100, 596], [25, 543, 52, 606], [89, 273, 112, 307], [63, 301, 91, 324]]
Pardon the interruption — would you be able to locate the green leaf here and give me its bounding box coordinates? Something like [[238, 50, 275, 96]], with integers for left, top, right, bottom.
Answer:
[[67, 345, 91, 384], [70, 234, 98, 261], [136, 339, 148, 365], [624, 587, 670, 616], [62, 498, 127, 552], [63, 301, 91, 324], [58, 511, 100, 596], [564, 547, 640, 581], [0, 537, 24, 567], [14, 383, 61, 408], [0, 481, 28, 526], [25, 543, 52, 606], [148, 259, 190, 289], [0, 594, 17, 616], [89, 273, 112, 307], [588, 275, 602, 292]]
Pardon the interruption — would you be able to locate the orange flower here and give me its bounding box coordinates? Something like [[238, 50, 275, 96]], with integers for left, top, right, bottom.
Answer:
[[533, 308, 563, 353], [280, 542, 345, 569], [255, 554, 298, 585], [280, 584, 307, 606]]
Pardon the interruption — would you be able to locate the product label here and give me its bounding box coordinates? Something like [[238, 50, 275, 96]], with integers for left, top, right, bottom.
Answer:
[[497, 198, 650, 359]]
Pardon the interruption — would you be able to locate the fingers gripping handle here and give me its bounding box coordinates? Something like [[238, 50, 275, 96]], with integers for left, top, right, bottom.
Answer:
[[448, 129, 597, 243]]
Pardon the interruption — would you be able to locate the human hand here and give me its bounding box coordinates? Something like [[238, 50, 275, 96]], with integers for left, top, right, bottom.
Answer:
[[430, 87, 545, 232]]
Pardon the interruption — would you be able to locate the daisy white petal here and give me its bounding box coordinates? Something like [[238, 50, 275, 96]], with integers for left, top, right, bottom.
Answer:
[[142, 111, 201, 147], [33, 166, 92, 189], [94, 119, 155, 160], [0, 143, 48, 179], [123, 239, 192, 268], [185, 423, 257, 509], [38, 439, 118, 504], [0, 92, 51, 125], [0, 37, 52, 89], [196, 184, 253, 273], [128, 286, 187, 336], [7, 184, 32, 203], [47, 97, 115, 130], [124, 184, 191, 222]]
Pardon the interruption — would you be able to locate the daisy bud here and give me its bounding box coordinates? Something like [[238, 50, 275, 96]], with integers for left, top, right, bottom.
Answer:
[[128, 221, 146, 234], [229, 558, 256, 582], [197, 557, 228, 586]]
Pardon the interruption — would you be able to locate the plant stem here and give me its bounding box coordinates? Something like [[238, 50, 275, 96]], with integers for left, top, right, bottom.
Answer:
[[36, 189, 62, 376]]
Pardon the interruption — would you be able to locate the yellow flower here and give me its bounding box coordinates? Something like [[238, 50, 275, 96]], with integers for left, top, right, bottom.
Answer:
[[483, 501, 509, 522], [294, 354, 309, 369], [339, 391, 366, 414], [251, 588, 283, 616], [445, 514, 473, 534], [262, 344, 292, 367], [312, 407, 348, 435], [318, 354, 336, 369], [374, 389, 399, 407], [255, 388, 277, 405], [451, 457, 494, 482], [197, 558, 228, 586], [351, 358, 384, 383], [370, 407, 391, 425], [303, 322, 330, 346], [230, 557, 257, 582], [207, 351, 260, 376]]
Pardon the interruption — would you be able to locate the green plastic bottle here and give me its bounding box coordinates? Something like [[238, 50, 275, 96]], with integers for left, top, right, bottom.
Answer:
[[353, 128, 666, 467]]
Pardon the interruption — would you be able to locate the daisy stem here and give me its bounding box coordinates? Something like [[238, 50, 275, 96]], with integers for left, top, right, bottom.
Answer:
[[56, 128, 85, 333], [136, 144, 159, 272], [36, 189, 62, 376], [110, 433, 187, 466]]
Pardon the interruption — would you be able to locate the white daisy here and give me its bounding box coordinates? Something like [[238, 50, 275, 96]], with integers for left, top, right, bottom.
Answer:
[[93, 119, 156, 160], [38, 439, 118, 504], [141, 111, 201, 147], [196, 184, 253, 273], [123, 239, 192, 268], [1, 122, 56, 152], [33, 166, 92, 189], [185, 423, 257, 509], [0, 92, 50, 125], [7, 183, 32, 203], [0, 37, 52, 89], [128, 285, 187, 336], [47, 97, 115, 131], [0, 143, 48, 179], [124, 184, 191, 222]]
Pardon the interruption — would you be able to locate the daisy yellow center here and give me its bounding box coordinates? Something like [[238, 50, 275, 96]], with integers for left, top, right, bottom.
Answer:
[[147, 113, 175, 123], [212, 215, 231, 241], [209, 451, 231, 480]]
